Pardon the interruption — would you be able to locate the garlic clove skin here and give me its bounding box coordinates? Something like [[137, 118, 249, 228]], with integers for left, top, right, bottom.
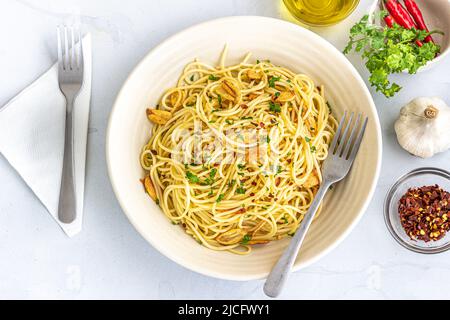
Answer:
[[394, 97, 450, 158]]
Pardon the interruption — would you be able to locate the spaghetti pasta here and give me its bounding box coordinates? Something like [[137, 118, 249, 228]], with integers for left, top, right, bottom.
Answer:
[[140, 47, 337, 254]]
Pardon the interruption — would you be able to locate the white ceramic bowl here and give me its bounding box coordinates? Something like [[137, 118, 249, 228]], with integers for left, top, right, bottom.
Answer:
[[106, 16, 382, 281]]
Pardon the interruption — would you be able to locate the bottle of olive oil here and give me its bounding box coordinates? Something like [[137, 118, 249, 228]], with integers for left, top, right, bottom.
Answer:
[[283, 0, 360, 26]]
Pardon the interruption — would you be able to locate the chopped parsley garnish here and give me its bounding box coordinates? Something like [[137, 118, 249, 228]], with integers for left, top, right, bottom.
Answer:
[[209, 75, 219, 81], [240, 116, 253, 120], [186, 171, 200, 183], [268, 76, 281, 88], [256, 59, 260, 64], [228, 179, 236, 187], [266, 136, 271, 143], [225, 119, 234, 125], [276, 166, 283, 175], [274, 91, 280, 98], [210, 168, 217, 179], [310, 145, 317, 153], [282, 216, 289, 224], [217, 94, 222, 107], [216, 194, 225, 203], [305, 137, 311, 143], [237, 163, 246, 170], [269, 101, 281, 113], [184, 163, 189, 169], [208, 189, 214, 196], [241, 234, 251, 244], [190, 74, 195, 81], [236, 186, 246, 194]]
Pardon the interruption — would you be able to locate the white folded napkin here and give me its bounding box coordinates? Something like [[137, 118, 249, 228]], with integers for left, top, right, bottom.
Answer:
[[0, 34, 92, 237]]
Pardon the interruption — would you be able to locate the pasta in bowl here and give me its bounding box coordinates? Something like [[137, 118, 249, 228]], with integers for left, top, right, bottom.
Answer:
[[106, 16, 381, 280], [140, 48, 337, 254]]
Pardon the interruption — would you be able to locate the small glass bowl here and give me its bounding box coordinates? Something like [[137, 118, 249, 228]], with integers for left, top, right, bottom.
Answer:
[[384, 167, 450, 254]]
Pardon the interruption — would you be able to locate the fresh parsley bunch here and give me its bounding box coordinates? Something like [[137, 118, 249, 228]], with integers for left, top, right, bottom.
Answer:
[[344, 11, 441, 98]]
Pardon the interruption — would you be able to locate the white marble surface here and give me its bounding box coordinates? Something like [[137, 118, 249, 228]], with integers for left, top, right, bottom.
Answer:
[[0, 0, 449, 299]]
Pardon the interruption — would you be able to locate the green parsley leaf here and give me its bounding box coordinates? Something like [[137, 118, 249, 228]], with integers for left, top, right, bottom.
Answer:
[[237, 163, 246, 170], [209, 75, 219, 81], [236, 186, 246, 194], [269, 101, 281, 113], [228, 179, 236, 187], [186, 171, 200, 183], [276, 166, 283, 175], [274, 91, 280, 97], [217, 94, 222, 106], [216, 194, 225, 203], [305, 137, 311, 143], [241, 234, 251, 244], [210, 168, 217, 179], [190, 74, 195, 81], [240, 116, 253, 120], [310, 145, 317, 153], [225, 119, 234, 125], [268, 76, 281, 88]]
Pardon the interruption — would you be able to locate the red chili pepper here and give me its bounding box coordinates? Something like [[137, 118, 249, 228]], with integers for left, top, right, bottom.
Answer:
[[403, 0, 434, 43], [384, 0, 423, 47], [384, 15, 395, 28]]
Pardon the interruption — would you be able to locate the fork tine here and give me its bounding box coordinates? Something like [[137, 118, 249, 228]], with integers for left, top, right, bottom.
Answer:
[[76, 27, 81, 69], [57, 27, 63, 69], [70, 26, 75, 70], [348, 116, 368, 161], [336, 112, 354, 156], [343, 113, 361, 159], [63, 26, 69, 70], [78, 28, 83, 68], [329, 111, 347, 153]]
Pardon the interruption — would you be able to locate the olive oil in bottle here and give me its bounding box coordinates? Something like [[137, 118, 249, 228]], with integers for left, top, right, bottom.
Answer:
[[283, 0, 360, 26]]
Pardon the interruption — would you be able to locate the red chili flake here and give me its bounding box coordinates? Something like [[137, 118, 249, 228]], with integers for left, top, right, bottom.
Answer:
[[238, 208, 247, 214], [260, 122, 265, 128], [398, 185, 450, 242], [240, 104, 249, 109], [250, 192, 255, 196], [251, 181, 257, 186]]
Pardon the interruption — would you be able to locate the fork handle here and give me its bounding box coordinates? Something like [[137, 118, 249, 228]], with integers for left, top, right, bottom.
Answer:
[[263, 181, 332, 297], [58, 94, 77, 224]]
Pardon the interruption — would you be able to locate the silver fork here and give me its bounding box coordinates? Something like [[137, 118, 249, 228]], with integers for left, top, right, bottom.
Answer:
[[57, 26, 84, 224], [263, 111, 368, 297]]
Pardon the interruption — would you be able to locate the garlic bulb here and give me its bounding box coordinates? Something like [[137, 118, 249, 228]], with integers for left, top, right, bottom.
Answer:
[[395, 97, 450, 158]]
